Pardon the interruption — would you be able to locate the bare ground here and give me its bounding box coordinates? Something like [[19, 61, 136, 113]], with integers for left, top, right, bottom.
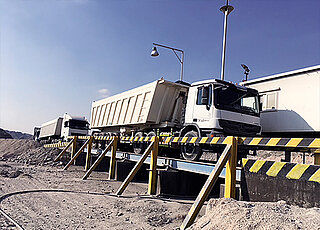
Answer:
[[0, 139, 319, 230], [0, 162, 192, 230]]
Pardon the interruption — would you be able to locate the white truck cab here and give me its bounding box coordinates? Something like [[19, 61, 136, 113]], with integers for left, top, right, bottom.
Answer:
[[184, 79, 261, 137], [60, 113, 89, 139]]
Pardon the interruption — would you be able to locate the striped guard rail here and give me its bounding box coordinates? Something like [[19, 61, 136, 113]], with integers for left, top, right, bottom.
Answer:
[[159, 136, 320, 149], [242, 159, 320, 183], [44, 142, 70, 148], [65, 136, 320, 149]]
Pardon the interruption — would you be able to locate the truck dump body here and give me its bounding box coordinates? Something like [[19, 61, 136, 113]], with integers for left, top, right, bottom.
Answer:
[[39, 117, 63, 139], [90, 79, 189, 131]]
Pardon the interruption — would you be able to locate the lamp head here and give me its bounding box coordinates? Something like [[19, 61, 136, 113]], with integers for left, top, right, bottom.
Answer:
[[151, 47, 159, 57], [241, 64, 250, 73]]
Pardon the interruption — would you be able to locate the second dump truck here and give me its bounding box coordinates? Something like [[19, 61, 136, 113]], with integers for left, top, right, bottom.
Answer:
[[90, 78, 261, 160], [35, 113, 89, 142]]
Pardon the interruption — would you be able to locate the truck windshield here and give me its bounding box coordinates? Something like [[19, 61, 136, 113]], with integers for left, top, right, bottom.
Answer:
[[214, 85, 259, 116], [67, 120, 89, 130]]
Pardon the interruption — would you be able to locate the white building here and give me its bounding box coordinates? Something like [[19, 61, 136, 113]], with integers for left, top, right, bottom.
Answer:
[[241, 65, 320, 137]]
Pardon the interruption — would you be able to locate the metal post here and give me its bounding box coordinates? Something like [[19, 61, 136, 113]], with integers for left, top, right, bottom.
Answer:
[[314, 149, 320, 165], [148, 136, 159, 195], [116, 141, 154, 195], [224, 136, 238, 198], [220, 1, 234, 81], [54, 138, 74, 162], [71, 136, 78, 159], [284, 151, 291, 162], [82, 139, 114, 180], [180, 144, 232, 230], [85, 136, 94, 170], [109, 136, 118, 180], [64, 138, 90, 170], [180, 52, 184, 82]]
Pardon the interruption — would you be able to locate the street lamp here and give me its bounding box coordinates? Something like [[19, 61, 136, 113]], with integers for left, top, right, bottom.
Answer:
[[151, 43, 184, 82], [241, 64, 250, 81], [220, 0, 234, 81]]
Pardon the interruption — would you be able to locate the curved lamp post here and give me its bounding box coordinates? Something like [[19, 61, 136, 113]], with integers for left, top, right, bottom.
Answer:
[[151, 43, 184, 81]]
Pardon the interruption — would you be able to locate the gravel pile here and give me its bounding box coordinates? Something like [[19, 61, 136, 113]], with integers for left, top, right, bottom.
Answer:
[[188, 198, 320, 230], [0, 139, 68, 166]]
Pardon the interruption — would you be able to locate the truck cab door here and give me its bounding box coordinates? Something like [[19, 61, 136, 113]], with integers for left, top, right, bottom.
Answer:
[[192, 84, 214, 128]]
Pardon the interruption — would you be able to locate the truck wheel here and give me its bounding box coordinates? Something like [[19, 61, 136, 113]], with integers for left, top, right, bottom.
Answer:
[[181, 131, 202, 161], [133, 132, 145, 154], [147, 131, 156, 138]]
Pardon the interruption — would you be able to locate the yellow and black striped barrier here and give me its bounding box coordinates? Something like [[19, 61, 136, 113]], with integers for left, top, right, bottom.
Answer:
[[241, 158, 320, 207], [44, 142, 70, 148], [47, 136, 320, 149], [119, 136, 320, 149], [242, 159, 320, 183]]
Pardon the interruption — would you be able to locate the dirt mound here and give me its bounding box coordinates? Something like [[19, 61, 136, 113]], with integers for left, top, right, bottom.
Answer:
[[0, 139, 67, 166], [0, 128, 12, 139], [188, 198, 320, 230]]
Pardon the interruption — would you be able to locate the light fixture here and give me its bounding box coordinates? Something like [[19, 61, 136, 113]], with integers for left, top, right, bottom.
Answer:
[[150, 43, 184, 81], [151, 47, 159, 57], [241, 64, 250, 81]]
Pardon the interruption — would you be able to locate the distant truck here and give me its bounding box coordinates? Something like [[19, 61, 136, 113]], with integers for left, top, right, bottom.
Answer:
[[34, 113, 89, 142], [90, 78, 261, 160], [241, 65, 320, 137]]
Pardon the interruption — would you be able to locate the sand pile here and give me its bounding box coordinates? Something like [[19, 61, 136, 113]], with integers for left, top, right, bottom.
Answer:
[[0, 139, 67, 166], [189, 198, 320, 230]]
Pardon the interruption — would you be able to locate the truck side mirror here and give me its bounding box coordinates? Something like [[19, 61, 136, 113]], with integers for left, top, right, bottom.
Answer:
[[259, 103, 263, 112]]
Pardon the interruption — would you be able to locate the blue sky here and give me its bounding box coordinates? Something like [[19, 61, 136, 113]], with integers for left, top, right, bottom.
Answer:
[[0, 0, 319, 133]]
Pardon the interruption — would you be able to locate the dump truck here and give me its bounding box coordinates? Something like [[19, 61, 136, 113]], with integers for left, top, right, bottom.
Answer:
[[35, 113, 89, 142], [241, 65, 320, 137], [90, 78, 261, 160]]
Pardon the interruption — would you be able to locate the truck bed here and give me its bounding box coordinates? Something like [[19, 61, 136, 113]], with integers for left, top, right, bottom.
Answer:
[[90, 79, 189, 131], [39, 117, 63, 139]]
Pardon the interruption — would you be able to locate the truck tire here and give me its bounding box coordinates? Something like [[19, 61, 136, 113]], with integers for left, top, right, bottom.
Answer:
[[181, 131, 202, 161], [133, 132, 145, 154], [147, 131, 156, 138]]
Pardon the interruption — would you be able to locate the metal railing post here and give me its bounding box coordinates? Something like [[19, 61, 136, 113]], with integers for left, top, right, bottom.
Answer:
[[224, 136, 238, 198], [148, 136, 159, 195], [54, 138, 74, 162], [108, 136, 118, 180], [116, 140, 155, 195], [82, 139, 114, 180], [180, 144, 232, 230], [314, 149, 320, 165], [85, 136, 94, 170], [64, 138, 90, 170], [71, 136, 78, 159]]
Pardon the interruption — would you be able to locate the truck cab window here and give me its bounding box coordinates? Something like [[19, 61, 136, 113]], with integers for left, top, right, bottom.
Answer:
[[196, 87, 203, 105], [214, 85, 259, 116], [196, 85, 212, 107]]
